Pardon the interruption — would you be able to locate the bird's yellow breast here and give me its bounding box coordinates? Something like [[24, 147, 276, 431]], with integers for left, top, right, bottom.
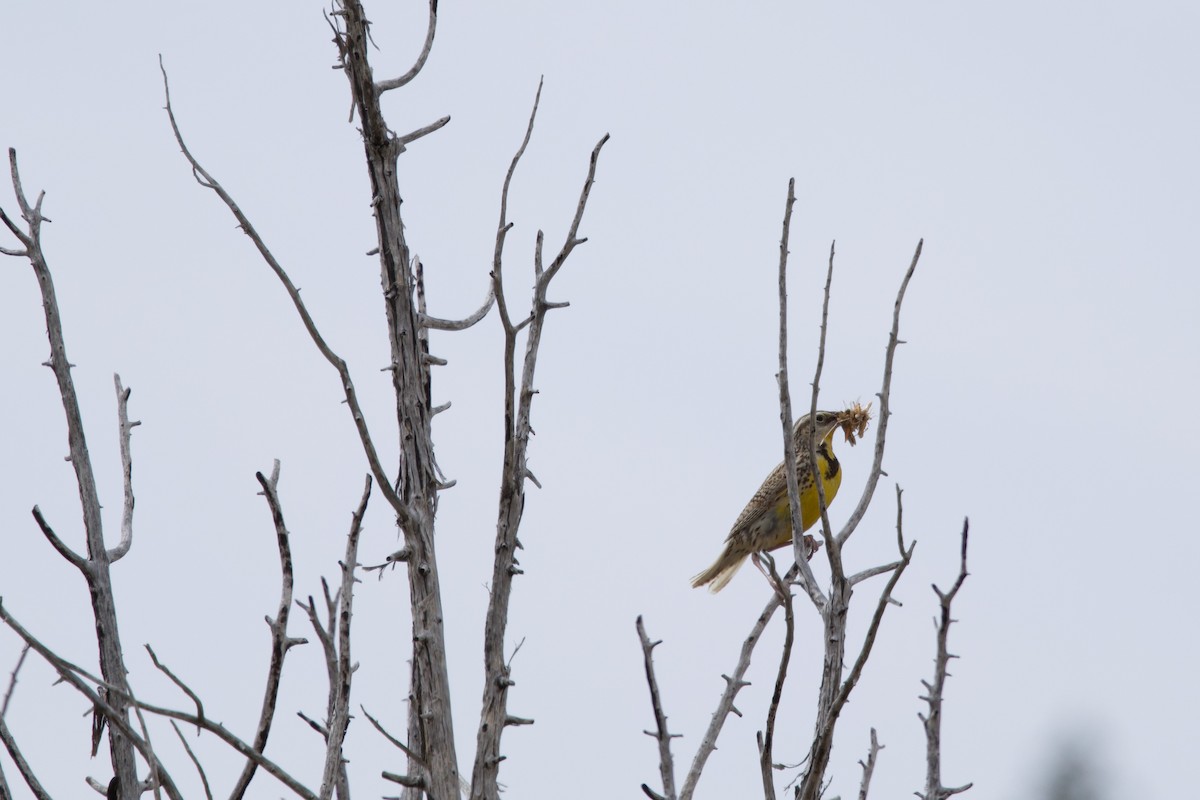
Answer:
[[763, 444, 842, 550]]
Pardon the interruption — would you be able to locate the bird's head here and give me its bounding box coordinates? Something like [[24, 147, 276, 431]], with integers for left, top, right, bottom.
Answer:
[[793, 410, 843, 449]]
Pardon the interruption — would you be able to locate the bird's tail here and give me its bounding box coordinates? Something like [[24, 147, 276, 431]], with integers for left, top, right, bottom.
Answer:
[[690, 548, 747, 593]]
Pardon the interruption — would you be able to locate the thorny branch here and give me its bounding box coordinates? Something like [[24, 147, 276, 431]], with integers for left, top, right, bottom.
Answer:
[[919, 519, 972, 800]]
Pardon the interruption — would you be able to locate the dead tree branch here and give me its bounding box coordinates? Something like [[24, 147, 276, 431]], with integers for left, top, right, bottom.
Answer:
[[857, 728, 883, 800], [0, 716, 52, 800], [0, 646, 28, 721], [836, 240, 922, 549], [158, 61, 409, 528], [774, 178, 826, 610], [637, 617, 678, 800], [677, 571, 796, 800], [145, 646, 205, 733], [169, 721, 213, 800], [109, 374, 140, 561], [318, 475, 372, 800], [226, 462, 308, 800], [918, 519, 973, 800], [375, 0, 438, 94], [1, 147, 139, 799], [805, 240, 841, 573], [757, 556, 795, 800], [471, 77, 608, 800], [0, 646, 37, 800]]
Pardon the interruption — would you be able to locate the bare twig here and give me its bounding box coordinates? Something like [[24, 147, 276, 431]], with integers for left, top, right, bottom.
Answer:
[[0, 717, 52, 800], [361, 705, 423, 764], [857, 729, 883, 800], [158, 59, 410, 528], [848, 559, 907, 586], [29, 506, 85, 570], [129, 701, 164, 800], [169, 721, 213, 800], [1, 646, 29, 720], [919, 519, 973, 800], [775, 178, 826, 610], [836, 240, 922, 548], [420, 287, 496, 331], [319, 475, 372, 800], [396, 116, 451, 149], [491, 79, 543, 336], [375, 0, 438, 93], [758, 556, 795, 800], [227, 463, 307, 800], [806, 241, 842, 581], [145, 646, 205, 733], [636, 616, 678, 800], [109, 374, 140, 561], [0, 649, 35, 800]]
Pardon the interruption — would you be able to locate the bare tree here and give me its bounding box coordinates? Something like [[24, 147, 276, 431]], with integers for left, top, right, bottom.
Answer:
[[1, 4, 974, 800], [1, 1, 604, 798], [637, 180, 972, 800]]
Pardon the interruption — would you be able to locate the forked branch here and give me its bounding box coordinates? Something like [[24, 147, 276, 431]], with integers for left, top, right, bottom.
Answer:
[[471, 78, 608, 800], [918, 519, 973, 800], [637, 617, 678, 800], [2, 147, 139, 799]]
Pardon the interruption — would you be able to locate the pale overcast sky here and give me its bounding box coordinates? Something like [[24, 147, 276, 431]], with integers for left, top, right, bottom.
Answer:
[[2, 2, 1198, 799]]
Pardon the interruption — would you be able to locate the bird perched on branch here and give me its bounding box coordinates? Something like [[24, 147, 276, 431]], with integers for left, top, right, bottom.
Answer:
[[691, 406, 868, 592]]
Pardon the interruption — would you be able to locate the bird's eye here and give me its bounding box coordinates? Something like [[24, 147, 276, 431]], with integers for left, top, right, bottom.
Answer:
[[815, 413, 827, 423]]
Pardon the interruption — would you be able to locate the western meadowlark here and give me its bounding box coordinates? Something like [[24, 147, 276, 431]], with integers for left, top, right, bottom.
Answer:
[[691, 407, 867, 592]]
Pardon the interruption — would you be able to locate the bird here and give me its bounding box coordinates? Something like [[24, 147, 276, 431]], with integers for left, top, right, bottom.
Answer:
[[691, 409, 849, 593]]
